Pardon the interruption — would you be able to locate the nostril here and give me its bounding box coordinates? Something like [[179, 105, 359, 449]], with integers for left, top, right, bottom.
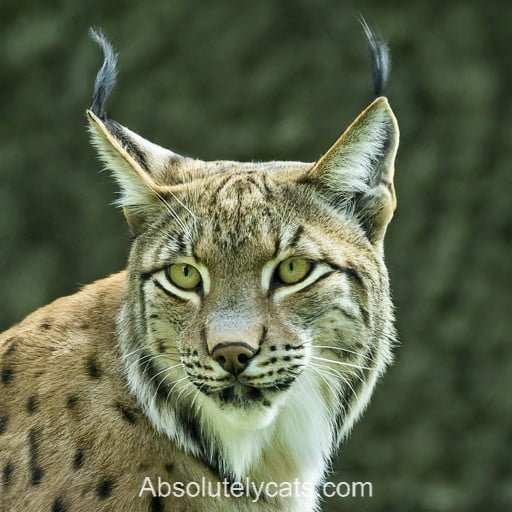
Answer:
[[211, 343, 257, 375], [237, 353, 249, 364]]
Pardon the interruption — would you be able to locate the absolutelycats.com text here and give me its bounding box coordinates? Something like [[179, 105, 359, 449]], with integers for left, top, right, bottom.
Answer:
[[139, 476, 373, 502]]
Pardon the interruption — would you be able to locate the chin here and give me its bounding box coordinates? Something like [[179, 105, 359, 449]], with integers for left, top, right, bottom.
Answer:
[[208, 384, 285, 430]]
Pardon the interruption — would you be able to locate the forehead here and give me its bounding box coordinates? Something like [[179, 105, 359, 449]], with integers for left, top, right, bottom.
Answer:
[[194, 172, 286, 261], [141, 160, 370, 270], [175, 161, 305, 253]]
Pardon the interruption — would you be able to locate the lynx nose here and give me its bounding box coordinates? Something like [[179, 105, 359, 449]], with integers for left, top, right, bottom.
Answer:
[[211, 343, 256, 375]]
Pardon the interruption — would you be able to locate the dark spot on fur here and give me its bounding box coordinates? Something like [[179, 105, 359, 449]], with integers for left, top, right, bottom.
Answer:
[[270, 357, 277, 364], [262, 399, 271, 407], [1, 367, 13, 384], [285, 344, 292, 351], [52, 498, 67, 512], [0, 416, 7, 434], [27, 396, 39, 414], [164, 463, 174, 474], [31, 466, 44, 486], [80, 323, 90, 330], [150, 496, 164, 512], [269, 345, 277, 352], [2, 461, 13, 486], [41, 322, 51, 330], [116, 402, 137, 424], [283, 356, 291, 362], [86, 356, 101, 379], [157, 340, 165, 353], [96, 478, 115, 499], [149, 314, 159, 319], [66, 396, 78, 409], [73, 449, 84, 470], [28, 429, 44, 485]]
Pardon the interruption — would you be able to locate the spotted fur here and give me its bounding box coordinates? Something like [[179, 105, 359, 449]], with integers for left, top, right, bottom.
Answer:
[[0, 24, 399, 512]]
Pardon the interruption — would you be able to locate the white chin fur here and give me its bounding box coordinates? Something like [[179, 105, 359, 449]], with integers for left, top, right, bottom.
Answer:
[[213, 400, 280, 430]]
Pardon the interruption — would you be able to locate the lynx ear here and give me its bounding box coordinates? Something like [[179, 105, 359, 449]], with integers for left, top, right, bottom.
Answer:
[[87, 110, 174, 226], [306, 96, 399, 245], [86, 29, 179, 231]]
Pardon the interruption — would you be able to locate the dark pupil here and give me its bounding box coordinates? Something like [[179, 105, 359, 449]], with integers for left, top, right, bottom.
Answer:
[[183, 265, 190, 277], [288, 261, 295, 272]]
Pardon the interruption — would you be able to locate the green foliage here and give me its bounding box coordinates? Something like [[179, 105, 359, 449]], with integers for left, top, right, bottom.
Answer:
[[1, 1, 510, 510]]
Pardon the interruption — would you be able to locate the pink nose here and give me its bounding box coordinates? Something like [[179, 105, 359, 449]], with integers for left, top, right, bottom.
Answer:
[[211, 343, 256, 375]]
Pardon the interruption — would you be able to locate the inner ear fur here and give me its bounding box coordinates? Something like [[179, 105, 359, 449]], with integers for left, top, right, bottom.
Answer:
[[87, 110, 173, 232], [304, 97, 399, 246]]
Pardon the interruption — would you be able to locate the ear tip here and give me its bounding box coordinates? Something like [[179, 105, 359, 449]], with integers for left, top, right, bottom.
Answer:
[[370, 96, 397, 118], [85, 109, 101, 124]]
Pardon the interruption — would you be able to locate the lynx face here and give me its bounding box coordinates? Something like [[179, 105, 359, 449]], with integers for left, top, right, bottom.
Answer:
[[87, 29, 398, 481], [127, 163, 383, 430]]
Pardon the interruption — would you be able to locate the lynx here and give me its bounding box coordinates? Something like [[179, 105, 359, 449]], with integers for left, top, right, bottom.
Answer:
[[0, 22, 399, 512]]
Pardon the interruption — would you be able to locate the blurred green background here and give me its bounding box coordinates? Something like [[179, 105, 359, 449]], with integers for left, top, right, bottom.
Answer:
[[1, 1, 510, 510]]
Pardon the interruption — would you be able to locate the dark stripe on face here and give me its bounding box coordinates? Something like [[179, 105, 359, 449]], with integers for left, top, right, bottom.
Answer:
[[359, 305, 370, 327], [319, 256, 366, 290], [289, 270, 335, 295], [175, 232, 188, 254], [288, 225, 304, 249], [139, 277, 149, 339], [211, 175, 233, 201], [140, 356, 172, 401], [152, 279, 188, 303], [259, 326, 268, 349]]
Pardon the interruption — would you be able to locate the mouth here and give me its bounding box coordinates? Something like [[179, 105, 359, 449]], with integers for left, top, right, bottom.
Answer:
[[192, 373, 299, 410], [214, 383, 270, 408]]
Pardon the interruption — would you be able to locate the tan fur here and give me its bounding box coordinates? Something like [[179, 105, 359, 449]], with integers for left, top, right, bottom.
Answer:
[[0, 273, 294, 511], [1, 84, 398, 510]]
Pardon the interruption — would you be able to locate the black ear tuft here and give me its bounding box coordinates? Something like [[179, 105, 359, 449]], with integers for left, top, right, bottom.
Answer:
[[358, 16, 391, 97], [89, 27, 118, 119]]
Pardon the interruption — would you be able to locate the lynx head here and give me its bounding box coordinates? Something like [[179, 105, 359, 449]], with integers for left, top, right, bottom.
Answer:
[[87, 25, 398, 481]]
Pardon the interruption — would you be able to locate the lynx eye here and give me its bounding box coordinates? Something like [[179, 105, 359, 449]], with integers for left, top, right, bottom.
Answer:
[[166, 263, 202, 290], [277, 257, 312, 284]]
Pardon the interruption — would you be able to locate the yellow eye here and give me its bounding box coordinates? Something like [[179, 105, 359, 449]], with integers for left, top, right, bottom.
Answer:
[[277, 257, 311, 284], [167, 263, 201, 290]]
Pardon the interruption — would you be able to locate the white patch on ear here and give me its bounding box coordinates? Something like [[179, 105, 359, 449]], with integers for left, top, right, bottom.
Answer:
[[311, 97, 399, 210], [86, 110, 171, 209]]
